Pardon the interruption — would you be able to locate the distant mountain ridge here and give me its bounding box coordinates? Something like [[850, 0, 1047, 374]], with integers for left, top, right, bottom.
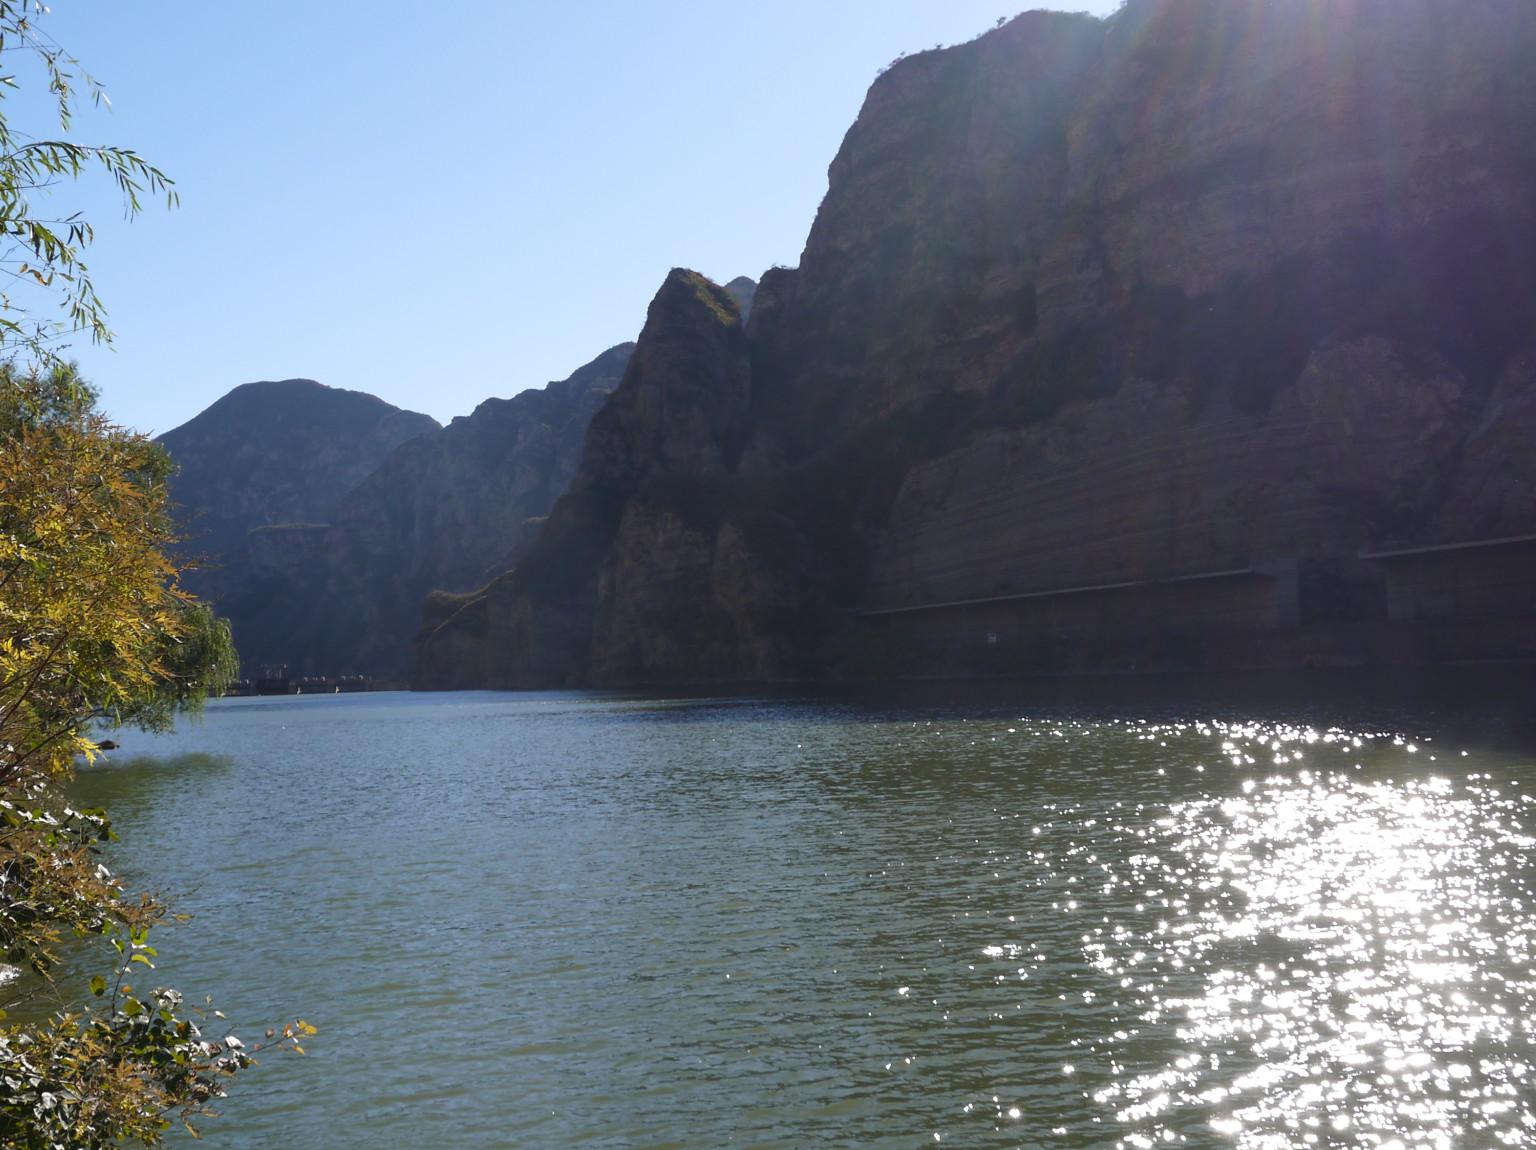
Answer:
[[242, 342, 636, 680], [158, 379, 440, 566], [723, 276, 757, 320], [158, 340, 647, 680]]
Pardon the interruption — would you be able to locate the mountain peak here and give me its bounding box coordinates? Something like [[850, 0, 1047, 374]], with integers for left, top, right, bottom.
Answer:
[[158, 379, 439, 563]]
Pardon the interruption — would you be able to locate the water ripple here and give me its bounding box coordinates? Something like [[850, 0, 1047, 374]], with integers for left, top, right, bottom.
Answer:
[[46, 685, 1536, 1149]]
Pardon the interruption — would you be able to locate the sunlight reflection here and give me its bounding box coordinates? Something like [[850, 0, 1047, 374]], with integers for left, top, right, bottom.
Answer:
[[1090, 723, 1536, 1150]]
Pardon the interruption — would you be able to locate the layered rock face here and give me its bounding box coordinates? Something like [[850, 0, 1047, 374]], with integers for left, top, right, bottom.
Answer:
[[868, 336, 1467, 609], [419, 0, 1536, 687], [162, 347, 632, 680]]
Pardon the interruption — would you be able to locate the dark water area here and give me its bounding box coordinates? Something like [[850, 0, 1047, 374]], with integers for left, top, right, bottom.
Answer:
[[45, 670, 1536, 1148]]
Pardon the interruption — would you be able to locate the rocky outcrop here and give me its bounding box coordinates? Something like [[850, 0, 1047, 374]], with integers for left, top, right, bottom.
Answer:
[[419, 271, 807, 687], [419, 0, 1536, 687]]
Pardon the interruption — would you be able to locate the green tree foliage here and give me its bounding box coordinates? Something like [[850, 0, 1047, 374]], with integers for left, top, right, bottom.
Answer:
[[0, 8, 310, 1145], [0, 366, 313, 1148], [0, 0, 176, 362]]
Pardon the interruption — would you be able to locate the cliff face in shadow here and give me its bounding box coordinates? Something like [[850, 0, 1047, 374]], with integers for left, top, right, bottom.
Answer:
[[284, 344, 634, 679], [417, 273, 792, 688], [418, 0, 1536, 687], [163, 347, 632, 679]]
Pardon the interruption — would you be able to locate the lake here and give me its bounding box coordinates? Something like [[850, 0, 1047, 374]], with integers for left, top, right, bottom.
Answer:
[[55, 673, 1536, 1148]]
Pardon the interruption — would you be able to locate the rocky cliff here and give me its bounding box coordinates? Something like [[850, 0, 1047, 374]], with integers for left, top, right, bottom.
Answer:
[[417, 0, 1536, 687]]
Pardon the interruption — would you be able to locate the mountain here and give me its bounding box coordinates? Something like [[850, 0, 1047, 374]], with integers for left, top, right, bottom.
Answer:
[[250, 344, 634, 680], [417, 0, 1536, 687], [163, 347, 634, 681], [723, 276, 758, 320], [159, 379, 439, 567]]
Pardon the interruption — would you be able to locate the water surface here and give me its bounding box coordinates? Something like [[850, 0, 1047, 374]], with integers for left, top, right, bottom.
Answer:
[[54, 676, 1536, 1148]]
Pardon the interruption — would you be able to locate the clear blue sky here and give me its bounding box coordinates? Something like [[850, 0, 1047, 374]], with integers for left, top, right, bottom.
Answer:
[[31, 1, 1117, 434]]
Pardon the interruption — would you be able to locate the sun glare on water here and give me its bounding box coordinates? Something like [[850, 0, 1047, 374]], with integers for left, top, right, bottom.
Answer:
[[1086, 724, 1535, 1150]]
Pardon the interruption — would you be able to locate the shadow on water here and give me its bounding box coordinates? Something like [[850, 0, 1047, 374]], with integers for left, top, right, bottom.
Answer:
[[77, 751, 235, 775], [70, 752, 234, 815], [576, 666, 1536, 748]]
